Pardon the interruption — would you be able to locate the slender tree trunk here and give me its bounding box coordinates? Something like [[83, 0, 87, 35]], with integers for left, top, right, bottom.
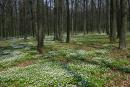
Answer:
[[53, 0, 59, 41], [83, 0, 88, 35], [106, 0, 110, 35], [36, 0, 45, 54], [116, 0, 121, 38], [119, 0, 128, 49], [66, 0, 70, 43], [110, 0, 117, 43], [97, 0, 102, 34]]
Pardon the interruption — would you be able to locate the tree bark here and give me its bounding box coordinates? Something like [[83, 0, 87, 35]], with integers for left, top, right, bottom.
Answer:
[[66, 0, 70, 43], [35, 0, 45, 54], [119, 0, 128, 49], [110, 0, 117, 43]]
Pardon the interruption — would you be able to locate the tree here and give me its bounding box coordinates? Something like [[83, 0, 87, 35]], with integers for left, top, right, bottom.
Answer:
[[53, 0, 64, 41], [119, 0, 128, 49], [116, 0, 121, 38], [66, 0, 70, 43], [110, 0, 117, 43], [83, 0, 88, 35], [106, 0, 110, 35], [35, 0, 45, 54], [97, 0, 102, 34]]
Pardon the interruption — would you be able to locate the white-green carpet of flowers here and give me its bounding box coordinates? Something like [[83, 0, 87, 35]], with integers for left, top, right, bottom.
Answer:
[[0, 60, 113, 87], [0, 35, 130, 87], [0, 62, 75, 87], [0, 48, 127, 87]]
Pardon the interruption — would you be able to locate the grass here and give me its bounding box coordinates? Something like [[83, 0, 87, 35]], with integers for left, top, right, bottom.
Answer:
[[0, 34, 130, 87]]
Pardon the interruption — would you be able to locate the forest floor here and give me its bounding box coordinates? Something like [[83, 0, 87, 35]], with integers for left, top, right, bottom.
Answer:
[[0, 34, 130, 87]]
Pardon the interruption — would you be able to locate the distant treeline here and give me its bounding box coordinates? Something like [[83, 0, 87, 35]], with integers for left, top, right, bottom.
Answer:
[[0, 0, 129, 53]]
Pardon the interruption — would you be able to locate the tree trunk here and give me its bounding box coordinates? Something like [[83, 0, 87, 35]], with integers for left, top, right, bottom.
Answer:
[[110, 0, 117, 43], [66, 0, 70, 43], [36, 0, 45, 54], [106, 0, 110, 35], [116, 0, 121, 38], [119, 0, 128, 49]]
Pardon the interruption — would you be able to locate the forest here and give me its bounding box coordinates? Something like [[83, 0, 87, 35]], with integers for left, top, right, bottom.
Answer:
[[0, 0, 130, 87]]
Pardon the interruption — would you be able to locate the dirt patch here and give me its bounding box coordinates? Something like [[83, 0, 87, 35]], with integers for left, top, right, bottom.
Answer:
[[17, 60, 35, 67], [105, 71, 130, 87], [121, 74, 130, 87], [108, 49, 130, 59]]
